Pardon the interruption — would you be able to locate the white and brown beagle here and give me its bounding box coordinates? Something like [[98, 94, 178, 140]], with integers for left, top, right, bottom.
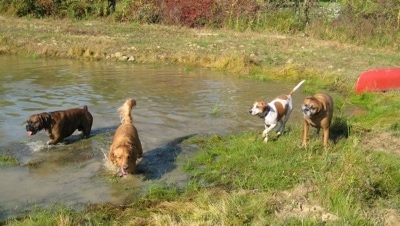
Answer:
[[249, 80, 305, 143]]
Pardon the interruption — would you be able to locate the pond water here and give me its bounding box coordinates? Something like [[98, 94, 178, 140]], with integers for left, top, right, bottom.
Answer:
[[0, 55, 309, 219]]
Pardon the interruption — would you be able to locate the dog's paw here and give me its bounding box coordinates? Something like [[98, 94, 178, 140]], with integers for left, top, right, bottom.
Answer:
[[116, 172, 127, 177], [263, 137, 269, 143], [262, 131, 267, 138]]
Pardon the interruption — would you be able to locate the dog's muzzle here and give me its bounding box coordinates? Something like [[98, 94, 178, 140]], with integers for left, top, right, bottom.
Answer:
[[249, 109, 262, 116], [301, 105, 313, 117], [26, 123, 40, 136], [249, 108, 268, 118]]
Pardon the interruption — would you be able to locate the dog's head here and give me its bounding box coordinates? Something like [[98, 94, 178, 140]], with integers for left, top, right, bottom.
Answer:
[[301, 97, 322, 117], [25, 113, 52, 136], [109, 145, 136, 176], [249, 101, 270, 118]]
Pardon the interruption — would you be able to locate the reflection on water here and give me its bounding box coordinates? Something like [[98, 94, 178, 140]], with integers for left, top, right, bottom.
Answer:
[[0, 55, 307, 219]]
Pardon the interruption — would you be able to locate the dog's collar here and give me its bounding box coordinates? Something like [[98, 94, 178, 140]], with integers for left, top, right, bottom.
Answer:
[[259, 109, 271, 118]]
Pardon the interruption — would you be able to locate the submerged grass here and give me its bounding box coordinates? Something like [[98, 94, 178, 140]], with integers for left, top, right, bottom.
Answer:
[[1, 15, 400, 225], [0, 154, 18, 166]]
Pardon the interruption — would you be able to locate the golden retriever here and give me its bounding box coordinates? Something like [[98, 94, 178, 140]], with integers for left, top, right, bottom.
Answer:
[[108, 99, 143, 176]]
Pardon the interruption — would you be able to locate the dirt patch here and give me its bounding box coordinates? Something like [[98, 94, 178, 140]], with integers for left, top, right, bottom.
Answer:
[[359, 132, 400, 225], [361, 131, 400, 155], [274, 184, 339, 223], [381, 208, 400, 226]]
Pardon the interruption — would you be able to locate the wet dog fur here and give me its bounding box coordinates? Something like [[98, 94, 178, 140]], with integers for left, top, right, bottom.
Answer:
[[25, 106, 93, 145], [108, 99, 143, 176]]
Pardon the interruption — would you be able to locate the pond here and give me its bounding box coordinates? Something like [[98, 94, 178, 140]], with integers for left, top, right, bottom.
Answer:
[[0, 55, 308, 219]]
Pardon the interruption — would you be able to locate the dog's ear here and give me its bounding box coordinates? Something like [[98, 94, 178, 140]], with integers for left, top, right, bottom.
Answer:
[[108, 149, 116, 164], [309, 97, 323, 112], [40, 113, 52, 127]]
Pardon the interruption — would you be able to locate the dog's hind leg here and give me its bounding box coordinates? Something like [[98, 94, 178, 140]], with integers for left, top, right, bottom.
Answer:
[[79, 123, 91, 138], [277, 114, 290, 136], [83, 126, 91, 138], [276, 120, 284, 136], [137, 140, 143, 158], [322, 127, 330, 148]]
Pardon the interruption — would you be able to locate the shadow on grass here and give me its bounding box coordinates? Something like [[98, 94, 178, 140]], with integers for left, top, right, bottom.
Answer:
[[330, 115, 350, 144], [137, 134, 196, 180]]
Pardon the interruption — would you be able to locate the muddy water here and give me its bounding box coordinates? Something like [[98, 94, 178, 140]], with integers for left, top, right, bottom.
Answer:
[[0, 55, 308, 219]]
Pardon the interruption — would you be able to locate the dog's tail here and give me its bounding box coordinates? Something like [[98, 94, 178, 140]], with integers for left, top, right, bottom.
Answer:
[[118, 99, 137, 125], [288, 80, 306, 96]]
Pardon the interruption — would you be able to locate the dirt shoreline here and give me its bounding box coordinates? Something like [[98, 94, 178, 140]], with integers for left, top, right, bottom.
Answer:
[[1, 15, 399, 85], [1, 15, 400, 225], [2, 15, 400, 151]]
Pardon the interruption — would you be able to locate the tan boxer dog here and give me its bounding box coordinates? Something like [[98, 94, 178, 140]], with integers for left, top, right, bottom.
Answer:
[[301, 93, 333, 148], [26, 106, 93, 145]]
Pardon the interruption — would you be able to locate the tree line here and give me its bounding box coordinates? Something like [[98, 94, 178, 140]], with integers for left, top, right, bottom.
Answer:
[[0, 0, 399, 48]]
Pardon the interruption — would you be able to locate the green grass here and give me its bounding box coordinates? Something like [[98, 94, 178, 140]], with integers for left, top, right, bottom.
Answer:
[[184, 132, 308, 190], [350, 91, 400, 131], [0, 154, 18, 166], [4, 97, 400, 225], [180, 122, 400, 224], [1, 15, 400, 225]]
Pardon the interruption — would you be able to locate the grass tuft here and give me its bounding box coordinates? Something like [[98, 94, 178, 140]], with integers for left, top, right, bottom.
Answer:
[[0, 154, 19, 166]]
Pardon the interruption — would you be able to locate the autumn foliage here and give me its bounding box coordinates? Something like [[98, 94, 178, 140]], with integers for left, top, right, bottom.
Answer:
[[0, 0, 399, 47]]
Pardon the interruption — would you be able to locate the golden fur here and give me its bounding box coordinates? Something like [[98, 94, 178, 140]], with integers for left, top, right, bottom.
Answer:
[[25, 106, 93, 145], [301, 93, 334, 148], [108, 99, 143, 176]]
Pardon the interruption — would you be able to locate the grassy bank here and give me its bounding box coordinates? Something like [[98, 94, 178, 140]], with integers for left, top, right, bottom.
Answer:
[[1, 15, 399, 93], [1, 15, 400, 225]]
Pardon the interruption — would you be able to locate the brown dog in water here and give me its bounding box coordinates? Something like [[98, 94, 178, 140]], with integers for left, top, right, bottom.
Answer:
[[25, 106, 93, 145], [301, 93, 334, 148], [108, 99, 143, 176]]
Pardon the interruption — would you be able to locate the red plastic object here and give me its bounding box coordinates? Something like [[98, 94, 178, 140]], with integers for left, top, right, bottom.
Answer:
[[355, 68, 400, 94]]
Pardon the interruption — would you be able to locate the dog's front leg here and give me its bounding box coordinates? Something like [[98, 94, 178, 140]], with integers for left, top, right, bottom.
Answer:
[[47, 133, 61, 145], [47, 139, 57, 145], [263, 124, 276, 143], [302, 120, 310, 147], [322, 127, 330, 148]]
